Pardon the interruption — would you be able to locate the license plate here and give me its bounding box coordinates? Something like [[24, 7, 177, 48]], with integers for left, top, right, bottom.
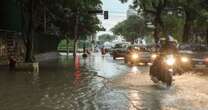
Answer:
[[197, 62, 203, 65]]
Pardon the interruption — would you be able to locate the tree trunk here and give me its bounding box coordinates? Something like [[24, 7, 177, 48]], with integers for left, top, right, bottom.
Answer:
[[153, 16, 161, 44], [182, 13, 192, 43], [183, 21, 191, 43], [153, 9, 164, 44], [131, 38, 134, 44], [66, 38, 69, 56], [153, 25, 160, 44], [25, 0, 34, 63], [73, 39, 78, 58], [73, 10, 79, 59], [206, 27, 208, 46], [25, 31, 34, 62], [44, 7, 47, 32]]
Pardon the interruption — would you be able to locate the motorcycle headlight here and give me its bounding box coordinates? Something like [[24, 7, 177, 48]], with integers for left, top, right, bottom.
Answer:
[[181, 57, 189, 63], [165, 55, 175, 66], [151, 54, 157, 59], [132, 53, 139, 59]]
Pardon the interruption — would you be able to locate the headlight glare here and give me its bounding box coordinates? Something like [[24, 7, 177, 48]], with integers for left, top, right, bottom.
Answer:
[[151, 54, 157, 59], [165, 55, 175, 66], [181, 57, 189, 63], [132, 53, 139, 59]]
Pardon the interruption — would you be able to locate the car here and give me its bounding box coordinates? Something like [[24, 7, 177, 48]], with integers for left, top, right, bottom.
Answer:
[[124, 45, 157, 66], [111, 43, 130, 59], [179, 44, 208, 69]]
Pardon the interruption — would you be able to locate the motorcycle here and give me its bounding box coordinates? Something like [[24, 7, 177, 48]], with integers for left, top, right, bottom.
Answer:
[[150, 54, 176, 87]]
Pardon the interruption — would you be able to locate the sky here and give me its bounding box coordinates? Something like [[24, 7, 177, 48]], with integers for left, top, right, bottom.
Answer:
[[97, 0, 132, 36]]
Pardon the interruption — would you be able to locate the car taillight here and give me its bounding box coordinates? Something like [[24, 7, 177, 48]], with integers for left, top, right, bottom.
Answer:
[[205, 58, 208, 63]]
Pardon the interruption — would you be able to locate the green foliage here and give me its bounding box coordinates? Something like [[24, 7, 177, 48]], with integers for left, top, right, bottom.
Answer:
[[55, 0, 102, 39], [111, 16, 147, 42], [120, 0, 208, 43], [98, 34, 115, 42], [162, 14, 184, 41], [58, 39, 91, 50]]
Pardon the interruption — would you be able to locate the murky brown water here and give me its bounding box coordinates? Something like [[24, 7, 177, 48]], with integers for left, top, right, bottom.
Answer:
[[0, 53, 208, 110]]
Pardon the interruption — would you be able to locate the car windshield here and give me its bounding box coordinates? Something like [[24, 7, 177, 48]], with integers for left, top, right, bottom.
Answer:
[[129, 45, 150, 52], [114, 44, 128, 48]]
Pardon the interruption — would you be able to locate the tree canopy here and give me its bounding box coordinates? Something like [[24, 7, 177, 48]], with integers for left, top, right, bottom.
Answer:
[[111, 16, 147, 43], [17, 0, 103, 61], [98, 34, 115, 42], [119, 0, 208, 44]]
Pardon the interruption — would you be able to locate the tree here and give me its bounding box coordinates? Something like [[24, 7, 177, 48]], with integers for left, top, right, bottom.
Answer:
[[18, 0, 102, 61], [17, 0, 61, 62], [56, 0, 102, 57], [121, 0, 208, 43], [173, 0, 204, 43], [121, 0, 168, 43], [98, 34, 115, 43], [162, 14, 184, 41], [111, 16, 147, 43], [18, 0, 40, 62]]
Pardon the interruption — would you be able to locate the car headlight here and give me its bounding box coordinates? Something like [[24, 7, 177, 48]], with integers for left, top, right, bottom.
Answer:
[[181, 57, 189, 63], [132, 53, 139, 59], [151, 54, 157, 59], [165, 55, 175, 66], [205, 58, 208, 62]]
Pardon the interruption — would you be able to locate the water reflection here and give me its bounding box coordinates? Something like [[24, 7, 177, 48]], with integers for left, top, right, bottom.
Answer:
[[131, 66, 139, 73], [31, 72, 40, 86], [0, 54, 148, 110], [128, 90, 142, 110], [73, 56, 81, 86]]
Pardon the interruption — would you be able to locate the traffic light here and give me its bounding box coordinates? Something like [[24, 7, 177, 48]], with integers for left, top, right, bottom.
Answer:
[[104, 11, 108, 19]]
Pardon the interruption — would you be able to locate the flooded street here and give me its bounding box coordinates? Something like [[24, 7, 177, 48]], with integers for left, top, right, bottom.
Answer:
[[0, 53, 208, 110]]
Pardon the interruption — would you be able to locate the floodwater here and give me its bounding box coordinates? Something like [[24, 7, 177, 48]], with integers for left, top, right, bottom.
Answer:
[[0, 53, 208, 110]]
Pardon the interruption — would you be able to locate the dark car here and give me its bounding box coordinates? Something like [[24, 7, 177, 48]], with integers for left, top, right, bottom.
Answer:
[[179, 44, 208, 69], [111, 43, 130, 59], [124, 45, 157, 65]]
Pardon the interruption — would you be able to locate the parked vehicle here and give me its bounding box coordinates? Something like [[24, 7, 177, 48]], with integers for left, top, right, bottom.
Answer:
[[179, 44, 208, 69], [124, 45, 157, 65], [111, 43, 130, 59]]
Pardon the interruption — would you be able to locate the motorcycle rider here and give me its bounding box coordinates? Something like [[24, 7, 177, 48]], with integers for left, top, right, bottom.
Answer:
[[152, 35, 182, 76], [158, 36, 178, 54]]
